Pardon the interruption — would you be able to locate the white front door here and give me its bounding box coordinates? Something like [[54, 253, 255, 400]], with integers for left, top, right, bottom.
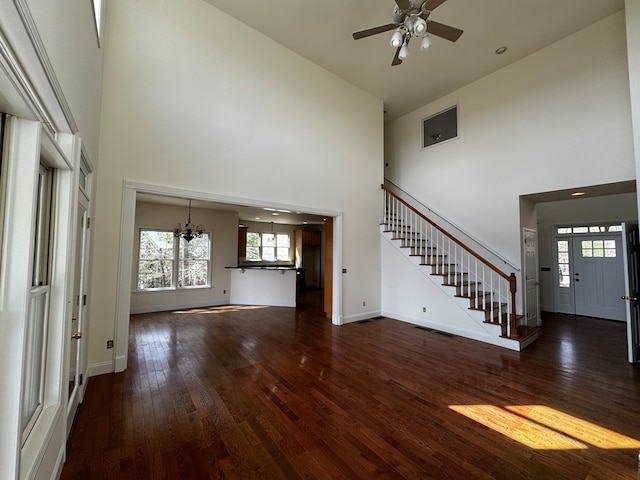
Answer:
[[523, 228, 540, 326], [572, 235, 626, 321]]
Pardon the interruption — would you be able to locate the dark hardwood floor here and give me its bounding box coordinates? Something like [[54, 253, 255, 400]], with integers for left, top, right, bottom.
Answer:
[[61, 292, 640, 479]]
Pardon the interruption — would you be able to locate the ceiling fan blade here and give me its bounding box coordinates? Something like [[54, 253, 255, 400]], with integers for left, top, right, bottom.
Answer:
[[423, 0, 448, 11], [394, 0, 411, 10], [391, 47, 403, 66], [427, 21, 463, 42], [353, 23, 397, 40]]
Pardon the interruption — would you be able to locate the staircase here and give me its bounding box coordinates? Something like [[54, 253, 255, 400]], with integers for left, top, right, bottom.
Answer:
[[381, 184, 539, 351]]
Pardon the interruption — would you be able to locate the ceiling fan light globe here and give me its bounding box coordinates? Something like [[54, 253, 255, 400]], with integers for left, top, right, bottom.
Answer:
[[420, 34, 432, 50], [399, 44, 410, 60], [414, 17, 427, 35], [390, 30, 404, 48]]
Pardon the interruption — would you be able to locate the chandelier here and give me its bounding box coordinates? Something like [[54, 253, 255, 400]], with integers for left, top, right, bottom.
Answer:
[[173, 199, 204, 242]]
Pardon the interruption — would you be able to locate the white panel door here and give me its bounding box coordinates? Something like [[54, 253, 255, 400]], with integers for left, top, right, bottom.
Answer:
[[573, 235, 626, 321]]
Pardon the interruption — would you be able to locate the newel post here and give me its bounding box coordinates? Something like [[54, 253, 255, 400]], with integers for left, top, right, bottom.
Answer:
[[508, 273, 519, 339]]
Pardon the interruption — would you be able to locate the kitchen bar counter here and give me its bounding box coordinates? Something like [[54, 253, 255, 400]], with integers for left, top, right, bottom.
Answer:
[[228, 266, 297, 307]]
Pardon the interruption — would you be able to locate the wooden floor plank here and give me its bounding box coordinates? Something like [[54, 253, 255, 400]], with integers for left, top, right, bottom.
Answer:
[[61, 292, 640, 479]]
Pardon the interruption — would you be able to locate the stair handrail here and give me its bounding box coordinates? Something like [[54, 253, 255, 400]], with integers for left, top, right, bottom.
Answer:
[[384, 179, 520, 272], [381, 184, 519, 338]]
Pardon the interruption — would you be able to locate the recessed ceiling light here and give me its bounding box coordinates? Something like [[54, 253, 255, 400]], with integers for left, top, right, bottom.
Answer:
[[255, 217, 261, 220], [272, 212, 279, 216], [263, 207, 276, 211], [495, 46, 508, 55], [571, 191, 586, 197]]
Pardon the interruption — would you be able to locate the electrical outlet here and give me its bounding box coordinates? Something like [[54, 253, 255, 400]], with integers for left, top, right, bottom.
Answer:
[[106, 340, 114, 349], [363, 301, 366, 307], [223, 289, 226, 294], [422, 307, 427, 313], [342, 268, 347, 274]]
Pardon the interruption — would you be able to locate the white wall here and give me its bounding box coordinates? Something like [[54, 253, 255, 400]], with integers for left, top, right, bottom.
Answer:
[[536, 193, 638, 311], [130, 202, 238, 313], [385, 12, 634, 270], [25, 0, 104, 162], [0, 2, 103, 479], [88, 0, 383, 371]]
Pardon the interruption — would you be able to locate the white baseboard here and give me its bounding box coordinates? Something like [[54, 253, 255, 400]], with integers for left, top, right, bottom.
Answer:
[[342, 310, 382, 324], [87, 360, 113, 378]]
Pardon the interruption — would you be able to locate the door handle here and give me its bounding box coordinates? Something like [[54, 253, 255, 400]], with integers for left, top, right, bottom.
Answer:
[[71, 332, 82, 340], [621, 295, 639, 301]]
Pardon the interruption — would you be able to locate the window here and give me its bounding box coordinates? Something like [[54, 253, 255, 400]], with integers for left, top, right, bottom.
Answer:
[[556, 224, 622, 235], [557, 240, 570, 288], [22, 165, 53, 438], [137, 229, 210, 291], [91, 0, 103, 46], [581, 240, 616, 258], [245, 231, 291, 262]]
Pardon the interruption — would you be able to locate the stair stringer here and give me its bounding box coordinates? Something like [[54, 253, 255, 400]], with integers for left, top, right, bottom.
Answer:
[[381, 231, 521, 351]]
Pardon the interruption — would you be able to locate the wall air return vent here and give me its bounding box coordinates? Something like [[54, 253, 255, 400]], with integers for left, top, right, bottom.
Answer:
[[421, 104, 458, 149]]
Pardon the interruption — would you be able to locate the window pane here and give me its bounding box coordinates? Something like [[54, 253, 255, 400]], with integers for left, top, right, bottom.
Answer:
[[262, 246, 276, 261], [558, 252, 569, 263], [276, 234, 290, 247], [22, 290, 48, 432], [559, 264, 570, 288], [246, 246, 260, 261], [139, 231, 173, 259], [277, 247, 290, 261], [179, 260, 209, 287], [573, 227, 589, 234], [180, 234, 210, 259], [557, 228, 572, 234], [558, 241, 568, 252], [138, 259, 173, 289], [247, 232, 260, 247], [263, 233, 276, 247], [605, 249, 616, 258]]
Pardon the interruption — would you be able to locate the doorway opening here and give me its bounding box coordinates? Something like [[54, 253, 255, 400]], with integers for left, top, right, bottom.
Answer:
[[553, 223, 626, 322]]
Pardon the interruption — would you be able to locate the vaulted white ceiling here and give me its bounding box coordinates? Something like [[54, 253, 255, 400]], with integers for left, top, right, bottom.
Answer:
[[202, 0, 625, 121]]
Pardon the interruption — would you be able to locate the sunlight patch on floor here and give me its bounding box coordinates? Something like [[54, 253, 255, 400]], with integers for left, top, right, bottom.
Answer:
[[172, 305, 267, 314], [449, 405, 640, 450]]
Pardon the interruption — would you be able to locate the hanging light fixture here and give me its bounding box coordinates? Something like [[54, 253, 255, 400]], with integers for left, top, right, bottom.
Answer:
[[173, 199, 204, 242]]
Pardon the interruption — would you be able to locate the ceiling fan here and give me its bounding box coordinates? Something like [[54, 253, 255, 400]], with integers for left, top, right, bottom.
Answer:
[[352, 0, 463, 66]]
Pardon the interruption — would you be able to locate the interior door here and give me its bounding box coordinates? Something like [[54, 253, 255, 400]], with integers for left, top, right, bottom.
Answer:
[[573, 234, 626, 321], [621, 223, 640, 364], [523, 228, 540, 326], [67, 196, 88, 433]]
